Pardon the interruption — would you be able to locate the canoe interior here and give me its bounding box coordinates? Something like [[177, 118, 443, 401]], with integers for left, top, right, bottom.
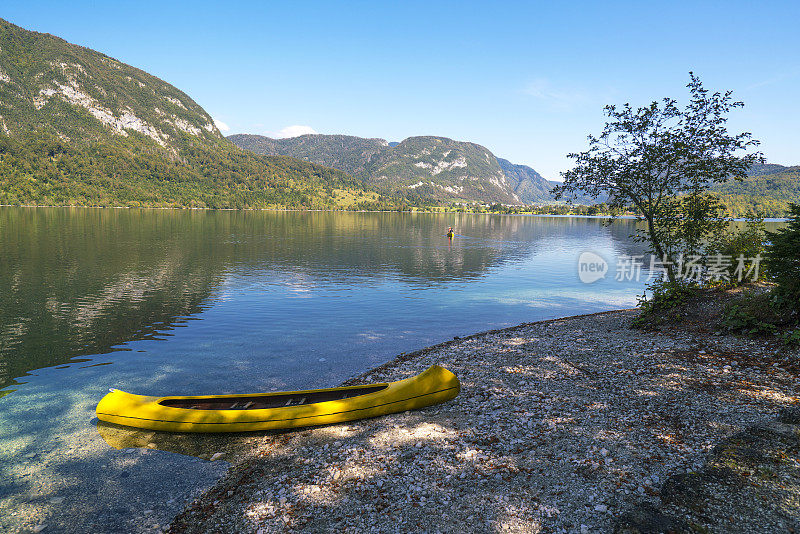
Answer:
[[158, 384, 388, 410]]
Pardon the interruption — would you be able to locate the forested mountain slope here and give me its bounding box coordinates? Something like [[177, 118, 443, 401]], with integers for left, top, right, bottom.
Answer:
[[0, 18, 358, 208], [713, 165, 800, 217]]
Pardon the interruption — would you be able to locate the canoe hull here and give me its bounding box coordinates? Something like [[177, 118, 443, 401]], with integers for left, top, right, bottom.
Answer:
[[95, 365, 459, 433]]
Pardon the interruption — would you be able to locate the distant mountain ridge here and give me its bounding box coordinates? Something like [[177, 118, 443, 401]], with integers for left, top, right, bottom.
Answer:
[[0, 18, 358, 208], [496, 157, 560, 204], [229, 134, 388, 180], [230, 133, 559, 204], [745, 163, 792, 177], [712, 164, 800, 217]]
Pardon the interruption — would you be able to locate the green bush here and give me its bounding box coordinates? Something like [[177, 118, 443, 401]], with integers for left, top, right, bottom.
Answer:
[[719, 294, 780, 336], [708, 217, 766, 287], [764, 203, 800, 317], [632, 280, 699, 328], [779, 329, 800, 347]]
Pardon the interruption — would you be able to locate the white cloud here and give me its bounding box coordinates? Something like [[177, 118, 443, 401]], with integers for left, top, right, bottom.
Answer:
[[270, 125, 318, 138], [522, 79, 590, 111], [745, 68, 800, 91], [213, 118, 230, 132]]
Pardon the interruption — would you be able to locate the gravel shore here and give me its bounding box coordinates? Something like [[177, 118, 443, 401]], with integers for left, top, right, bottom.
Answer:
[[168, 309, 799, 533]]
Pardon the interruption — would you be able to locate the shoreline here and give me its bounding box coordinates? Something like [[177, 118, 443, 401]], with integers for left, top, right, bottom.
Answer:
[[1, 205, 788, 222], [166, 309, 800, 533], [338, 309, 630, 388], [0, 204, 616, 216]]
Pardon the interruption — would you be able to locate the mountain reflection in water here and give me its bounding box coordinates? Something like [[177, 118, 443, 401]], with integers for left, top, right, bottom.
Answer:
[[1, 208, 647, 390]]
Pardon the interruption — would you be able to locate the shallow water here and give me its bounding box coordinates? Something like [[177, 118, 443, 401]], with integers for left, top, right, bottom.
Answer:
[[0, 208, 669, 532]]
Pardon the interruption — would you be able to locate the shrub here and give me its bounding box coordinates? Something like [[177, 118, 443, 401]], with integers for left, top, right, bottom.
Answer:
[[764, 203, 800, 317], [719, 293, 780, 336], [708, 216, 766, 287], [779, 329, 800, 347], [632, 280, 699, 328]]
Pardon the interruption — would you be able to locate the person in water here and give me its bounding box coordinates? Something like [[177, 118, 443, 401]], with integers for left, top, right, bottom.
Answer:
[[447, 227, 454, 238]]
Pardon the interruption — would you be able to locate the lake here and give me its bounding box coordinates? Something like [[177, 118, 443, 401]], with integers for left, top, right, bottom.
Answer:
[[1, 208, 656, 532]]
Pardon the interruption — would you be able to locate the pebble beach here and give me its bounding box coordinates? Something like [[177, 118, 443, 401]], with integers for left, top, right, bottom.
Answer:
[[166, 309, 800, 533]]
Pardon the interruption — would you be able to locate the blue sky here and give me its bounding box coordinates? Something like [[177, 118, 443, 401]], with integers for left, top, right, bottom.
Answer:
[[4, 1, 799, 180]]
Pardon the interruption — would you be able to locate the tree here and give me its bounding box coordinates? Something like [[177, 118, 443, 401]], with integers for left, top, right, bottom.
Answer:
[[553, 74, 763, 282]]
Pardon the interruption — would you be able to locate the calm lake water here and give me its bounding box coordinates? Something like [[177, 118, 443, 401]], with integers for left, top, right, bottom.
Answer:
[[1, 207, 657, 532]]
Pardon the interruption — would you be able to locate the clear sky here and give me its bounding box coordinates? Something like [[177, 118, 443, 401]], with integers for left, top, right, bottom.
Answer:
[[4, 1, 799, 180]]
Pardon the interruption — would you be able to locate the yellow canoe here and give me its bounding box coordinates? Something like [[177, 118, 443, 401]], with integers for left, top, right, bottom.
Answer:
[[95, 365, 460, 433]]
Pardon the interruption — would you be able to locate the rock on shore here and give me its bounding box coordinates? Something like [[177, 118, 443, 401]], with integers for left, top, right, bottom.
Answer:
[[168, 309, 799, 533]]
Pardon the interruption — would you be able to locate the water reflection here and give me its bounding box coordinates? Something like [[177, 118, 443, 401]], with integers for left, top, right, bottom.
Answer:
[[96, 421, 270, 461], [0, 208, 225, 389], [1, 208, 647, 389]]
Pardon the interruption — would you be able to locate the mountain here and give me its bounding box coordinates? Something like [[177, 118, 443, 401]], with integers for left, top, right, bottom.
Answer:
[[369, 136, 522, 203], [230, 133, 560, 205], [745, 163, 790, 177], [713, 165, 800, 217], [229, 133, 388, 180], [0, 18, 359, 208], [496, 158, 560, 204]]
